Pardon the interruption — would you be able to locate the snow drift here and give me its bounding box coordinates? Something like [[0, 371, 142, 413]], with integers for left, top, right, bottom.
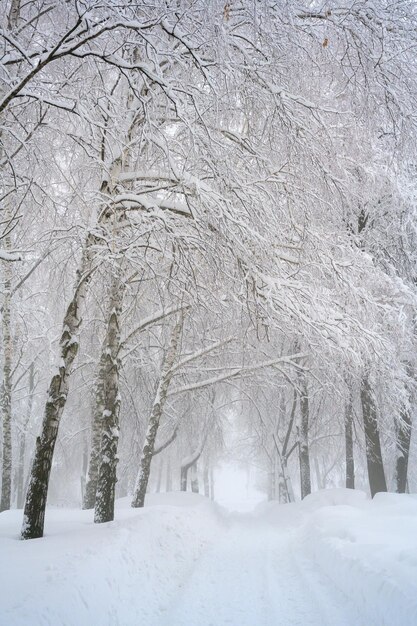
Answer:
[[1, 490, 416, 625]]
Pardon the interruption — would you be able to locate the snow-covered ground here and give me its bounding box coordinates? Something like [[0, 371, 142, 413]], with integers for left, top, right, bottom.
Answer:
[[1, 489, 417, 626]]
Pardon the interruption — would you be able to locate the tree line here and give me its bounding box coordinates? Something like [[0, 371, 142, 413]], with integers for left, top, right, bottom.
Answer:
[[0, 0, 416, 539]]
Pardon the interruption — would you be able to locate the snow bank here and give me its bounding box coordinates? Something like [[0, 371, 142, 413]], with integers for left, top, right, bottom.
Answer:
[[253, 489, 417, 625], [2, 489, 417, 625], [0, 493, 225, 626], [301, 487, 368, 510], [297, 490, 417, 626]]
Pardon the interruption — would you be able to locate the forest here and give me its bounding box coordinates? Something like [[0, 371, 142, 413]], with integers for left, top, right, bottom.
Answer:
[[3, 2, 417, 624], [1, 4, 417, 622], [1, 0, 416, 537]]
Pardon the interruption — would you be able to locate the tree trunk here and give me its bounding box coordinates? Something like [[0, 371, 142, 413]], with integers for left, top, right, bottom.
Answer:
[[278, 471, 287, 503], [314, 457, 324, 490], [21, 244, 93, 539], [7, 0, 21, 30], [180, 464, 188, 491], [190, 462, 199, 493], [203, 463, 210, 498], [16, 361, 35, 508], [394, 408, 412, 494], [278, 456, 291, 503], [156, 458, 163, 493], [360, 375, 387, 497], [210, 467, 215, 500], [80, 435, 88, 504], [268, 453, 276, 501], [82, 347, 107, 509], [131, 314, 184, 508], [94, 271, 125, 524], [1, 240, 13, 512], [277, 390, 297, 504], [278, 457, 295, 503], [344, 395, 355, 489], [165, 454, 172, 492], [298, 375, 311, 499], [179, 431, 209, 496]]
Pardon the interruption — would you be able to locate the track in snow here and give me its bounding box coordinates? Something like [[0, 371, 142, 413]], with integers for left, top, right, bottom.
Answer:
[[4, 491, 413, 626], [156, 517, 354, 626]]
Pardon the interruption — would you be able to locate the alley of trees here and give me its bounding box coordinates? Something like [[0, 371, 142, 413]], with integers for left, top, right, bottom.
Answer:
[[1, 0, 417, 539]]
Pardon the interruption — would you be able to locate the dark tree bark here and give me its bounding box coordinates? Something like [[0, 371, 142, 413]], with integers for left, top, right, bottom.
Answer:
[[278, 457, 293, 503], [277, 390, 297, 503], [360, 375, 387, 497], [298, 375, 311, 499], [21, 286, 87, 537], [394, 408, 412, 494], [1, 241, 13, 512], [131, 314, 184, 508], [18, 96, 122, 537], [344, 394, 355, 489], [94, 271, 125, 524], [180, 464, 188, 491], [153, 423, 179, 457], [268, 453, 277, 501], [7, 0, 21, 30], [21, 244, 93, 539], [82, 347, 107, 509]]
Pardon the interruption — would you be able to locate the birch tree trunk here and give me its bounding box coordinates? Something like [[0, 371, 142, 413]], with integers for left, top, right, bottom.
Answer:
[[210, 468, 215, 500], [298, 374, 311, 499], [131, 314, 184, 508], [0, 239, 13, 512], [1, 0, 21, 511], [82, 347, 107, 509], [165, 454, 172, 492], [7, 0, 21, 30], [278, 463, 291, 503], [16, 361, 35, 508], [180, 464, 188, 491], [156, 458, 163, 493], [268, 453, 276, 501], [277, 391, 297, 503], [360, 375, 387, 497], [180, 432, 209, 495], [21, 244, 93, 539], [94, 270, 125, 524], [80, 436, 88, 503], [314, 457, 324, 490], [344, 395, 355, 489], [394, 408, 412, 494], [190, 462, 199, 493], [203, 463, 210, 498]]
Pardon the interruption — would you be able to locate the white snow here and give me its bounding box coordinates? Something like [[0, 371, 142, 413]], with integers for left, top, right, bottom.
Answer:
[[1, 489, 417, 625], [0, 250, 21, 262]]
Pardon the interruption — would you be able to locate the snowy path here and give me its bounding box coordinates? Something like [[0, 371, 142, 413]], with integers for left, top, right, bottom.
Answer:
[[2, 491, 417, 626], [161, 519, 353, 626]]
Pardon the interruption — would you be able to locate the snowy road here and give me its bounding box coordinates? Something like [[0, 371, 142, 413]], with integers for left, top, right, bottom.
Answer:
[[161, 519, 353, 626], [2, 491, 417, 626]]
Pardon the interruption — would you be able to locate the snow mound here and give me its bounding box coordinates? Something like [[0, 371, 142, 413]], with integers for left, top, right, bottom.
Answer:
[[298, 492, 417, 626], [301, 487, 368, 510], [2, 489, 417, 626], [0, 493, 225, 626], [253, 488, 367, 527]]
